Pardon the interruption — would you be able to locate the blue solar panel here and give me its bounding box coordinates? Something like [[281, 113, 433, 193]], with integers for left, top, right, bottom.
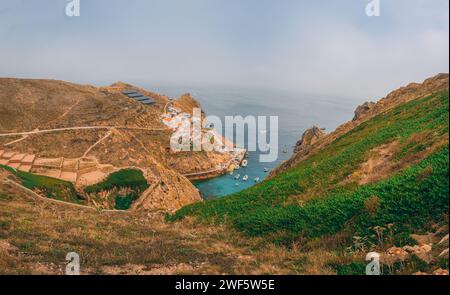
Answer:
[[122, 90, 138, 95], [135, 96, 150, 101], [127, 93, 144, 98], [141, 99, 155, 105]]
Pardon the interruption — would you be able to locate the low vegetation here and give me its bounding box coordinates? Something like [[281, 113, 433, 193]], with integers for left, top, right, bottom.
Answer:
[[84, 168, 149, 210], [0, 164, 84, 204], [84, 168, 148, 193]]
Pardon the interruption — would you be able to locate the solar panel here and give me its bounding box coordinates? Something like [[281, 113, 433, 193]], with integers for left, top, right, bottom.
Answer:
[[127, 93, 144, 98], [122, 90, 138, 95], [135, 96, 151, 101], [141, 99, 155, 105]]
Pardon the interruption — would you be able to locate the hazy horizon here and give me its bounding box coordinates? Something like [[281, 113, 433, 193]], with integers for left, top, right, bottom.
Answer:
[[0, 0, 448, 102]]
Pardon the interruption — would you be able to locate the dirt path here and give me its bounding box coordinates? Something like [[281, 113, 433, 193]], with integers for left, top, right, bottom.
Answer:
[[82, 130, 113, 157], [0, 126, 166, 137], [33, 99, 84, 132], [59, 99, 82, 119], [3, 135, 29, 146]]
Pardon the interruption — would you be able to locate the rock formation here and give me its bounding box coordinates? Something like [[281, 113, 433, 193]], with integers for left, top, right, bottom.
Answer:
[[293, 126, 326, 154], [353, 102, 375, 121]]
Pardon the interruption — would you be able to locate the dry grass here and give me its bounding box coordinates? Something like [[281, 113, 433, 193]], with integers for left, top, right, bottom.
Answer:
[[364, 195, 380, 216], [0, 180, 344, 275]]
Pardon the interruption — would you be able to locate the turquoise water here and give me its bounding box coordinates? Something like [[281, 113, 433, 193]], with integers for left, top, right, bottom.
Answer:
[[148, 85, 356, 198]]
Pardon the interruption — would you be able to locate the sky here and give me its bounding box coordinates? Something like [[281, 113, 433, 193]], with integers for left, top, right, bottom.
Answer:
[[0, 0, 448, 101]]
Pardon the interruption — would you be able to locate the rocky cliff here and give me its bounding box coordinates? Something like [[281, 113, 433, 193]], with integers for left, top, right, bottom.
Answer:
[[293, 125, 326, 154]]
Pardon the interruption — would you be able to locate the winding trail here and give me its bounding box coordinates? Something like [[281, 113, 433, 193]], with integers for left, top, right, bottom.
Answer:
[[82, 129, 113, 157], [3, 135, 29, 146], [59, 99, 82, 119], [0, 126, 166, 137]]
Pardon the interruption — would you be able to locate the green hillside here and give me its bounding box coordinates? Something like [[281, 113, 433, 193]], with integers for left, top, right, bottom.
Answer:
[[0, 164, 84, 204], [169, 91, 449, 247]]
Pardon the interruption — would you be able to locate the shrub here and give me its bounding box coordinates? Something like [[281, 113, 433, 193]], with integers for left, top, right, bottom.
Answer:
[[84, 169, 148, 193], [84, 168, 149, 210]]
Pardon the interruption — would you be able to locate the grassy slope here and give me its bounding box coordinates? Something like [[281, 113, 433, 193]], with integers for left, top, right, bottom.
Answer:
[[0, 165, 84, 204], [169, 91, 449, 246]]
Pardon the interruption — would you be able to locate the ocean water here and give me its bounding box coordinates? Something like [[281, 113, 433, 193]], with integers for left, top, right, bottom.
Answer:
[[148, 85, 357, 198]]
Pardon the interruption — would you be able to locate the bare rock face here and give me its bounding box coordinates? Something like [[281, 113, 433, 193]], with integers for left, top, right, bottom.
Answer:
[[353, 102, 376, 121], [294, 126, 326, 153], [380, 73, 448, 106], [132, 164, 201, 213]]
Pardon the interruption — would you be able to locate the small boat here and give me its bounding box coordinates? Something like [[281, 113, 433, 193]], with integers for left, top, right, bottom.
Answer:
[[235, 165, 240, 170], [235, 183, 239, 186], [254, 177, 260, 183], [234, 174, 240, 180], [264, 168, 269, 172], [229, 171, 234, 176], [241, 159, 248, 167], [242, 175, 249, 181]]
